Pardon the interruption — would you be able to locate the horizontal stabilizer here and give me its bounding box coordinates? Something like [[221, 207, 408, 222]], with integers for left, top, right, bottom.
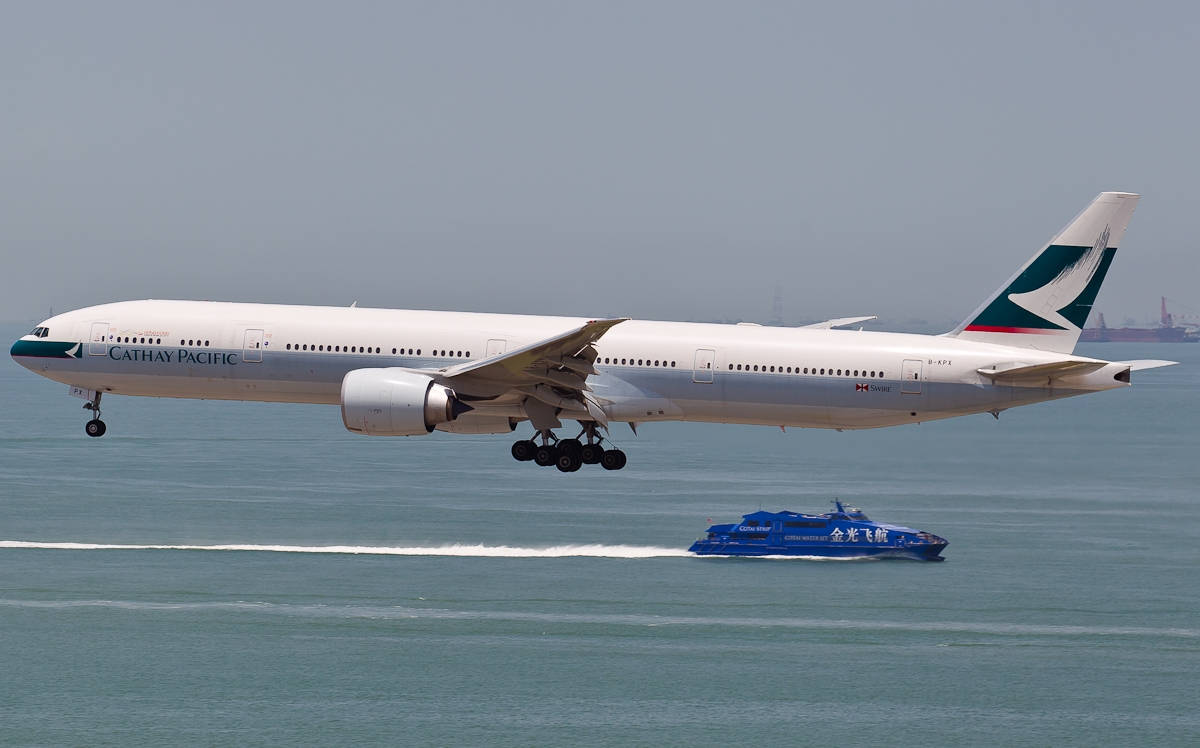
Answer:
[[801, 316, 878, 330], [976, 359, 1107, 381], [1119, 359, 1178, 372]]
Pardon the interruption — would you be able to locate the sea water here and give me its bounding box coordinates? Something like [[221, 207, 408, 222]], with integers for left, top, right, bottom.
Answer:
[[1, 324, 1197, 746]]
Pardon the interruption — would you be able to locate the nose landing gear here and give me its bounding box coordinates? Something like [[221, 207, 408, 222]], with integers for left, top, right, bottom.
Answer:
[[83, 392, 106, 437]]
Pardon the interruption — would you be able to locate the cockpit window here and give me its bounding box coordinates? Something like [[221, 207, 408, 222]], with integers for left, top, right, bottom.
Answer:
[[28, 326, 49, 338]]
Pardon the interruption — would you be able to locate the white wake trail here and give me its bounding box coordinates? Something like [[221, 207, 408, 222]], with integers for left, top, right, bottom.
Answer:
[[0, 540, 694, 559]]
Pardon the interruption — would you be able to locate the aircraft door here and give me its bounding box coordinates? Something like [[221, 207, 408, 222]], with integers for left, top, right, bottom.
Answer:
[[88, 322, 110, 356], [243, 329, 264, 363], [693, 348, 716, 383], [901, 359, 923, 394], [486, 339, 506, 358]]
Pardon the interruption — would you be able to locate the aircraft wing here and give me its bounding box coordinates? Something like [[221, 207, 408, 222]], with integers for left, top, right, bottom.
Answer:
[[434, 318, 628, 424], [800, 316, 878, 329]]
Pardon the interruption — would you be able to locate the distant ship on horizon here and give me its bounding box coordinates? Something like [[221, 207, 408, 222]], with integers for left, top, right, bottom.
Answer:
[[1081, 297, 1198, 343]]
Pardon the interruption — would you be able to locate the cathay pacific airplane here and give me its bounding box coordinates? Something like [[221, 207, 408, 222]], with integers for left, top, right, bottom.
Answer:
[[11, 192, 1174, 472]]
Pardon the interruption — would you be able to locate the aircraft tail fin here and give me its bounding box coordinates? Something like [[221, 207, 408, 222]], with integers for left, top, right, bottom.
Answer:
[[948, 192, 1139, 353]]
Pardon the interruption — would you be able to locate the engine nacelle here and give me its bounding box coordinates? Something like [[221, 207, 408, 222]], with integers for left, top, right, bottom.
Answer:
[[341, 368, 469, 436]]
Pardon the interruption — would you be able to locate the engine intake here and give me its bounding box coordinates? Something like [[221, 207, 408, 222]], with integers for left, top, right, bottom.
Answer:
[[341, 368, 471, 436]]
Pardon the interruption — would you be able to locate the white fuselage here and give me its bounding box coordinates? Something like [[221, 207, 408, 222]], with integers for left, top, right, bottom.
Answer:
[[13, 299, 1130, 430]]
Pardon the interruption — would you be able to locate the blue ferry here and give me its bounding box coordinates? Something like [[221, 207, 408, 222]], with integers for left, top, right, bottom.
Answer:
[[689, 501, 947, 560]]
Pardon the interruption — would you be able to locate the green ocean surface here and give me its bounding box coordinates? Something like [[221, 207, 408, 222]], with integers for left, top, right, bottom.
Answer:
[[2, 324, 1197, 746]]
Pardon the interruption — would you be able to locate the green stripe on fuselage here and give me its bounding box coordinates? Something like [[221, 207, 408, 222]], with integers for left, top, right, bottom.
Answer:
[[9, 339, 82, 359]]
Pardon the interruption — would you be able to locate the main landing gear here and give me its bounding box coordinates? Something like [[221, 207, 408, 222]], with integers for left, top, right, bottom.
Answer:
[[511, 425, 627, 472], [83, 392, 107, 437]]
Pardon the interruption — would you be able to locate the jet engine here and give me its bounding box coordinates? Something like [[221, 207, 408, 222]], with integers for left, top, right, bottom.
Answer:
[[341, 368, 471, 436]]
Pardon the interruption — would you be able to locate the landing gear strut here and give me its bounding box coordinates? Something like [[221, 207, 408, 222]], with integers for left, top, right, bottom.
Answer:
[[83, 392, 106, 437], [509, 422, 626, 471]]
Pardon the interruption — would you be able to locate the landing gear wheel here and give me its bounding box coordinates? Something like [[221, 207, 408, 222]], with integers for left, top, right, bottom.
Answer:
[[511, 439, 536, 461], [85, 419, 107, 438], [580, 443, 603, 465], [557, 438, 582, 457], [555, 449, 583, 472], [533, 444, 557, 467], [600, 449, 627, 470]]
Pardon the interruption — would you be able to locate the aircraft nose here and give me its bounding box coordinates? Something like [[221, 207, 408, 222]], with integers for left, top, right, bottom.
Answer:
[[11, 337, 31, 368]]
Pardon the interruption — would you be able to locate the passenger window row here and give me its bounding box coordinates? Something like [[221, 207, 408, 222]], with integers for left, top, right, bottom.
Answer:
[[107, 336, 166, 345], [729, 363, 886, 378], [599, 357, 677, 367], [281, 345, 473, 358]]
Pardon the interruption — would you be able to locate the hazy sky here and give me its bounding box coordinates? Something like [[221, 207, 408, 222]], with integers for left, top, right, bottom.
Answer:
[[3, 1, 1198, 328]]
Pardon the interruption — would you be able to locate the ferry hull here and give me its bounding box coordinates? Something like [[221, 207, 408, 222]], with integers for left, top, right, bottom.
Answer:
[[688, 541, 946, 560]]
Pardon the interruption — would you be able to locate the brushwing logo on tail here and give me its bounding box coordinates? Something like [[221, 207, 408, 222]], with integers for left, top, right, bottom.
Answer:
[[965, 226, 1116, 334]]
